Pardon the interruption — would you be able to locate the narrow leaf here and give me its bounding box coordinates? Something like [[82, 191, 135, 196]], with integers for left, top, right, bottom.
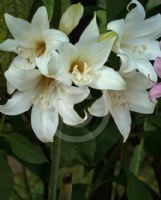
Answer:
[[3, 133, 48, 164]]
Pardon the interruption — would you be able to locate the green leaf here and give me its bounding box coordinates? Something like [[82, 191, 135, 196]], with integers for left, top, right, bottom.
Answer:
[[144, 131, 161, 159], [3, 133, 48, 164], [95, 120, 122, 162], [129, 139, 144, 176], [61, 125, 96, 166], [106, 0, 129, 23], [42, 0, 54, 21], [61, 0, 71, 13], [72, 184, 87, 200], [0, 151, 13, 200], [146, 0, 161, 11], [126, 172, 153, 200]]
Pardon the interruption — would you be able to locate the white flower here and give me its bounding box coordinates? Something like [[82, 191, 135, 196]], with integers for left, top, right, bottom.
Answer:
[[0, 6, 69, 70], [89, 70, 156, 141], [59, 3, 84, 35], [0, 52, 89, 142], [57, 15, 126, 90], [107, 0, 161, 81]]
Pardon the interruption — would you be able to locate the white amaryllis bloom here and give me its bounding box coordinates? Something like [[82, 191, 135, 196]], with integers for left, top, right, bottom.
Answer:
[[89, 70, 156, 142], [56, 15, 126, 90], [107, 0, 161, 81], [0, 6, 69, 70], [59, 3, 84, 35], [0, 52, 89, 142]]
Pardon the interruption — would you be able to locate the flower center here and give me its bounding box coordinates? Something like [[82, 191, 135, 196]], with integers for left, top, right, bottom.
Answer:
[[69, 60, 93, 85], [36, 41, 46, 57], [108, 91, 128, 108], [132, 44, 147, 55], [32, 76, 54, 110]]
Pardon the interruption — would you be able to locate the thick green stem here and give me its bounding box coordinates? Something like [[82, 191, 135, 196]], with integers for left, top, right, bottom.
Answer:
[[48, 137, 61, 200]]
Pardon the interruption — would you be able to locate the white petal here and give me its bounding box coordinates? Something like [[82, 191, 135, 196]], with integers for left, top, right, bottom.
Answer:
[[43, 29, 69, 46], [47, 51, 71, 85], [143, 41, 161, 60], [5, 67, 41, 91], [79, 37, 115, 69], [59, 42, 78, 71], [0, 90, 33, 115], [7, 81, 16, 94], [58, 103, 84, 126], [126, 14, 161, 41], [121, 71, 153, 90], [119, 53, 136, 72], [0, 39, 19, 53], [5, 14, 34, 47], [10, 56, 35, 70], [135, 59, 157, 82], [126, 0, 145, 23], [89, 94, 109, 117], [32, 6, 49, 31], [63, 85, 90, 104], [107, 19, 125, 45], [31, 105, 59, 142], [127, 90, 156, 114], [35, 55, 50, 76], [110, 105, 131, 142], [78, 14, 99, 44], [90, 66, 126, 90], [59, 3, 84, 35]]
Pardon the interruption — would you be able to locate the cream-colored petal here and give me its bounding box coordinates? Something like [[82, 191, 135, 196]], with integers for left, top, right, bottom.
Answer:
[[59, 3, 84, 35]]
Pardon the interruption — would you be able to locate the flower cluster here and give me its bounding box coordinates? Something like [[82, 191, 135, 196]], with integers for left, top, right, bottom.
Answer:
[[0, 0, 160, 142]]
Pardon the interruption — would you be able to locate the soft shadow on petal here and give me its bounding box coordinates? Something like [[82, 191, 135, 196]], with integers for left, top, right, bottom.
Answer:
[[31, 105, 59, 143], [90, 66, 126, 90], [88, 94, 109, 117], [110, 105, 131, 142], [128, 90, 156, 113], [0, 90, 33, 115], [5, 67, 41, 91], [58, 103, 84, 126]]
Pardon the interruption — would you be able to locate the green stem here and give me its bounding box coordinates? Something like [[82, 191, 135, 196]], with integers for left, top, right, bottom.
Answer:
[[48, 136, 61, 200]]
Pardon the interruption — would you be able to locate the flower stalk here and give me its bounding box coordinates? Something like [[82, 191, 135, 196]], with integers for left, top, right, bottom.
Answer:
[[48, 136, 61, 200]]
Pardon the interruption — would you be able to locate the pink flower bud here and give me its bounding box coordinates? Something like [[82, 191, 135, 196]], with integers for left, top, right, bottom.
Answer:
[[149, 83, 161, 101], [154, 57, 161, 78]]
